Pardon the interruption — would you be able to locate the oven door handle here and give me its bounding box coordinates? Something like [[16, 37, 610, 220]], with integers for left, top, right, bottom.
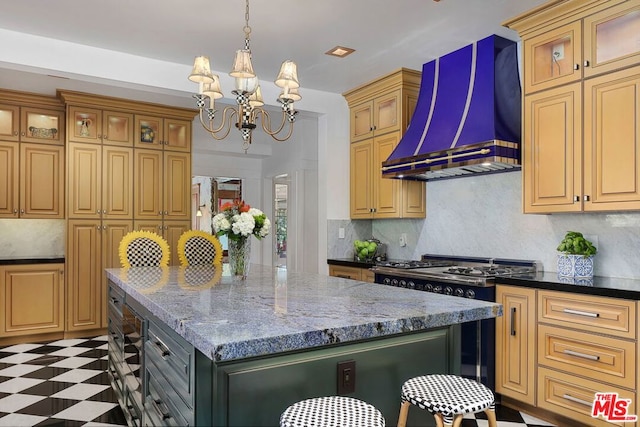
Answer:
[[510, 307, 517, 336]]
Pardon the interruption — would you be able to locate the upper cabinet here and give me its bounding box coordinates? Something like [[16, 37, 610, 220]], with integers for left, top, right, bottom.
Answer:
[[0, 90, 65, 218], [135, 115, 191, 152], [506, 0, 640, 213], [68, 106, 133, 146], [0, 91, 65, 145], [514, 0, 640, 95], [344, 69, 425, 219]]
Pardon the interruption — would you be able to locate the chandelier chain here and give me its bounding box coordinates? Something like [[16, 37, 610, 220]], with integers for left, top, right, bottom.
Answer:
[[243, 0, 251, 43]]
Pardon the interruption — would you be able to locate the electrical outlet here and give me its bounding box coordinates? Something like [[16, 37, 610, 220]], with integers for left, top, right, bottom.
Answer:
[[399, 233, 407, 247], [337, 360, 356, 394], [338, 227, 345, 239], [552, 43, 564, 60]]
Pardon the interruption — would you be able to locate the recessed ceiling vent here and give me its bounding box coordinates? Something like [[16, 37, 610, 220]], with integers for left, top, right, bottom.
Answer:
[[382, 35, 522, 181]]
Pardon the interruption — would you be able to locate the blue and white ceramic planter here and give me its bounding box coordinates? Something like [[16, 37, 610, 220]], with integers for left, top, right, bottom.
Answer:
[[557, 254, 595, 278]]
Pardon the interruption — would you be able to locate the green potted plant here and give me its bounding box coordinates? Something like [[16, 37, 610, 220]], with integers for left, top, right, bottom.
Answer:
[[556, 231, 597, 278]]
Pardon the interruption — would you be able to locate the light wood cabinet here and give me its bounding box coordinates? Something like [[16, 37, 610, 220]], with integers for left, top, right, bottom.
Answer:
[[508, 0, 640, 214], [496, 284, 639, 426], [1, 142, 65, 219], [495, 285, 537, 406], [344, 69, 426, 219], [0, 264, 65, 338], [0, 103, 64, 145], [67, 143, 133, 219], [134, 148, 191, 221], [135, 114, 191, 152], [328, 265, 375, 283], [59, 90, 196, 333], [67, 105, 133, 146], [67, 219, 133, 331]]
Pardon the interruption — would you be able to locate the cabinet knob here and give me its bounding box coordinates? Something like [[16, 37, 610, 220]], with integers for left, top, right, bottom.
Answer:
[[583, 60, 590, 67], [573, 195, 579, 202], [573, 63, 580, 70], [97, 225, 101, 230], [13, 209, 17, 214], [164, 210, 168, 215], [21, 132, 25, 136], [103, 224, 108, 229], [97, 209, 101, 214], [159, 211, 162, 215], [13, 131, 18, 136], [20, 209, 24, 213], [158, 225, 162, 230], [583, 195, 590, 202], [103, 209, 107, 214], [102, 135, 107, 139]]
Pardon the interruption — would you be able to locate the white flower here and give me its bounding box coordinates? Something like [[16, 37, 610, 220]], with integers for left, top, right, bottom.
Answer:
[[212, 213, 231, 233], [259, 218, 271, 237], [231, 212, 255, 236], [248, 208, 263, 217]]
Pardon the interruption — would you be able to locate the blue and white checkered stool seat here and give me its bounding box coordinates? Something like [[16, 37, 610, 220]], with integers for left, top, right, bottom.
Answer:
[[280, 396, 385, 427], [397, 374, 497, 427]]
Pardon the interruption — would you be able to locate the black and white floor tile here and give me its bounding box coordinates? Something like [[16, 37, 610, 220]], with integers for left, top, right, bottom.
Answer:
[[1, 336, 555, 427]]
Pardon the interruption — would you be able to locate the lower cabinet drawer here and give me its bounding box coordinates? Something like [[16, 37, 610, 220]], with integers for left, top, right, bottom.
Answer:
[[144, 361, 193, 427], [145, 320, 193, 406], [538, 367, 636, 427], [538, 324, 636, 390]]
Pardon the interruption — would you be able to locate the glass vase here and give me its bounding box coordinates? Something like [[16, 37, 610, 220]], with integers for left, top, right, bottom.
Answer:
[[228, 237, 251, 279]]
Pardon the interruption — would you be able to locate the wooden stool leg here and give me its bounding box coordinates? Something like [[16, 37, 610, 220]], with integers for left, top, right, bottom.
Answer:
[[433, 412, 445, 427], [485, 408, 498, 427], [451, 414, 463, 427], [397, 401, 410, 427]]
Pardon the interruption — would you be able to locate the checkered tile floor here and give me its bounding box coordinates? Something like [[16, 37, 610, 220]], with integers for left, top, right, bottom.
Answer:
[[0, 336, 125, 427], [0, 336, 556, 427]]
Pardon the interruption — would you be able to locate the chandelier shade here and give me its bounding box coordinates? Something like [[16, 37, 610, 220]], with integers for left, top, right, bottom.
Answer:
[[188, 0, 300, 152]]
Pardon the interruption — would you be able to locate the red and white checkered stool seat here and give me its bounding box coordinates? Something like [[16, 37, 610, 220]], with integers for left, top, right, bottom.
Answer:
[[397, 374, 497, 427], [280, 396, 385, 427]]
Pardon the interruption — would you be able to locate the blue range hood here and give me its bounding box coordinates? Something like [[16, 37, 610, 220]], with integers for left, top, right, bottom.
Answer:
[[382, 35, 521, 181]]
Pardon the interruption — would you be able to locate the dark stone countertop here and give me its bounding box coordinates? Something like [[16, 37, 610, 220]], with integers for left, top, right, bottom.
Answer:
[[498, 272, 640, 300], [0, 257, 65, 265], [327, 258, 375, 268]]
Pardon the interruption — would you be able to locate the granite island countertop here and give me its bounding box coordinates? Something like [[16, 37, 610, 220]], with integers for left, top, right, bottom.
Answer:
[[106, 264, 502, 362]]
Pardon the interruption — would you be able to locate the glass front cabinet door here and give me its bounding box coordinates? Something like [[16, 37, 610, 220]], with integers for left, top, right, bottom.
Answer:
[[523, 21, 582, 94], [20, 107, 64, 145], [583, 2, 640, 78], [0, 104, 19, 142]]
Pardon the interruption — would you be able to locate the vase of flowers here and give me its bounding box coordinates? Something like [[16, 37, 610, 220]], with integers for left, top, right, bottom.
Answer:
[[212, 199, 271, 279]]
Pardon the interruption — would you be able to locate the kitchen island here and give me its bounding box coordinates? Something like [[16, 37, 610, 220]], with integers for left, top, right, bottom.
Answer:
[[105, 264, 502, 426]]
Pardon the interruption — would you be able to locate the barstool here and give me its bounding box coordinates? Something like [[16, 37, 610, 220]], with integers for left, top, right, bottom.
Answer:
[[397, 374, 497, 427], [280, 396, 385, 427]]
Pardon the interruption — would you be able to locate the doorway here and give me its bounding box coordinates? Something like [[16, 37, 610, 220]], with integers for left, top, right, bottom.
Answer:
[[274, 175, 289, 268]]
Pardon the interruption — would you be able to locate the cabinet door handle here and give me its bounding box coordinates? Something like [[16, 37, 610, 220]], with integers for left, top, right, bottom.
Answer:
[[563, 308, 599, 318], [584, 60, 590, 67], [510, 307, 517, 336], [573, 63, 580, 70], [154, 337, 171, 357], [563, 394, 592, 407], [573, 195, 579, 202], [152, 398, 171, 420], [563, 349, 599, 361], [583, 195, 590, 202]]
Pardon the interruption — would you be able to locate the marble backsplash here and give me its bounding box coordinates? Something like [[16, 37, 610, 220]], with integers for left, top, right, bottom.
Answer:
[[0, 219, 65, 258], [328, 171, 640, 279]]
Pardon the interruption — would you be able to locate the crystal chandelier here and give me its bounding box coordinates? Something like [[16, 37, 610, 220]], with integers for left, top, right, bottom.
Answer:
[[188, 0, 301, 152]]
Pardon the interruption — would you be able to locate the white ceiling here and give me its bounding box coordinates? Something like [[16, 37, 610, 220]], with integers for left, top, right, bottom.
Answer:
[[0, 0, 547, 95]]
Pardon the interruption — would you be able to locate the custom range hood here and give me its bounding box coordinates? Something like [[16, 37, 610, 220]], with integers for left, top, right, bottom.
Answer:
[[382, 35, 521, 181]]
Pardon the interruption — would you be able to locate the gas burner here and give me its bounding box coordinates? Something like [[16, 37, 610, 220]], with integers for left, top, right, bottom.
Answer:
[[444, 265, 528, 277], [376, 260, 451, 269]]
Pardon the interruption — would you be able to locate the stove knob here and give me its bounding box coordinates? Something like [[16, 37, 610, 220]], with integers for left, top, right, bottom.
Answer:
[[444, 286, 453, 295], [383, 278, 391, 285], [465, 289, 476, 299], [455, 288, 464, 297], [425, 284, 433, 292], [407, 281, 416, 289], [414, 283, 423, 291], [399, 280, 407, 288], [391, 279, 399, 287], [433, 286, 443, 294]]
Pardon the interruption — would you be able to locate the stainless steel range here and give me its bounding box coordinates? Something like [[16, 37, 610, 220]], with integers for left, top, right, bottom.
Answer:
[[373, 254, 541, 390]]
